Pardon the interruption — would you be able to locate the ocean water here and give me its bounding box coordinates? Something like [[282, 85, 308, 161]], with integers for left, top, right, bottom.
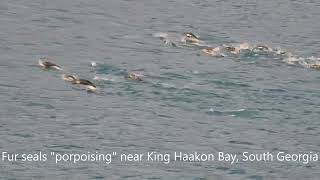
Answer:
[[0, 0, 320, 179]]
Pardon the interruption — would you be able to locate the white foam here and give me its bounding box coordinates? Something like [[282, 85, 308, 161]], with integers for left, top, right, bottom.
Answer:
[[91, 61, 97, 67], [191, 70, 199, 74], [152, 32, 168, 39], [284, 56, 302, 65], [238, 42, 251, 50]]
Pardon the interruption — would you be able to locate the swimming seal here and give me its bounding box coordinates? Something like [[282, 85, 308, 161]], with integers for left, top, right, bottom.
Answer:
[[38, 58, 62, 70], [62, 74, 97, 91], [310, 64, 320, 70], [202, 47, 225, 57], [125, 73, 142, 81]]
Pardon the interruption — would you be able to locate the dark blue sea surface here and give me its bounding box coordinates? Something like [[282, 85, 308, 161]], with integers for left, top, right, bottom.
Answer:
[[0, 0, 320, 179]]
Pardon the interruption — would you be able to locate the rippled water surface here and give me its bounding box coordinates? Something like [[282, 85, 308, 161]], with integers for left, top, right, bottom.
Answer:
[[1, 0, 320, 179]]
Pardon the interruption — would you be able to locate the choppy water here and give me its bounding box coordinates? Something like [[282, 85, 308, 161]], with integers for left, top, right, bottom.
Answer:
[[1, 0, 320, 179]]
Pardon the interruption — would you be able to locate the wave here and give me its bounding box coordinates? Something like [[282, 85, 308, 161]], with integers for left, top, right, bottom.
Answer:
[[206, 108, 260, 118]]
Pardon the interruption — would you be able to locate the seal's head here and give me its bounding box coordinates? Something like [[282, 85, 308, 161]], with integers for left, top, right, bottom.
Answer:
[[183, 32, 200, 44], [254, 45, 271, 52], [223, 45, 236, 52], [62, 74, 78, 83]]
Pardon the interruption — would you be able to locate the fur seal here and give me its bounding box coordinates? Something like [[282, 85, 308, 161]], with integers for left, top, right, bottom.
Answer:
[[202, 47, 225, 57], [125, 73, 142, 81], [38, 58, 62, 70], [62, 74, 97, 91]]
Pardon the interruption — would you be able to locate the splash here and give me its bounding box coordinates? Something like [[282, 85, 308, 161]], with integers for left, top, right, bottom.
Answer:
[[90, 61, 97, 67], [153, 32, 178, 47], [152, 32, 168, 40], [284, 55, 320, 69], [202, 47, 225, 57]]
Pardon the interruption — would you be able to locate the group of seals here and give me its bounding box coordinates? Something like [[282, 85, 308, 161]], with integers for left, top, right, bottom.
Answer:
[[183, 33, 320, 70], [181, 32, 272, 57], [38, 58, 97, 92], [38, 58, 143, 92]]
